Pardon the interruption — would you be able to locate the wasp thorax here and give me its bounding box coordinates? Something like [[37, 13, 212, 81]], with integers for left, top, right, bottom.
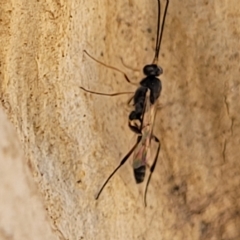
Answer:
[[143, 64, 163, 77]]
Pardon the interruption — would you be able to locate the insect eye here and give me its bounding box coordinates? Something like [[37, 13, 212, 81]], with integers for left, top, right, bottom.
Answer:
[[143, 64, 163, 76]]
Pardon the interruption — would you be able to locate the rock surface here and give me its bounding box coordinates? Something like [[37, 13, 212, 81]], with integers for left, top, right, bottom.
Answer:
[[0, 0, 240, 239]]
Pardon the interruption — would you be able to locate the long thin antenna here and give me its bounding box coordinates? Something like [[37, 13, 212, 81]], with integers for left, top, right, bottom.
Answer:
[[153, 0, 169, 64], [153, 0, 161, 64]]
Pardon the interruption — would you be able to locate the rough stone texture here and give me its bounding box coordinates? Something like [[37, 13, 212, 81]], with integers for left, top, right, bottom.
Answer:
[[0, 109, 58, 240], [0, 0, 240, 239]]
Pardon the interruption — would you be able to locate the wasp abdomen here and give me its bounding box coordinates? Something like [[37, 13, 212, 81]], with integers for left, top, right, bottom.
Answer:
[[134, 165, 146, 183]]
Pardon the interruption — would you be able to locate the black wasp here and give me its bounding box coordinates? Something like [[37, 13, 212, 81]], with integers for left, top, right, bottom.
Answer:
[[80, 0, 169, 206]]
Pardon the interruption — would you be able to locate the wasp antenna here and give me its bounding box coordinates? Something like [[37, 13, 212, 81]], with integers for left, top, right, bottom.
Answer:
[[95, 136, 142, 200], [153, 0, 169, 64]]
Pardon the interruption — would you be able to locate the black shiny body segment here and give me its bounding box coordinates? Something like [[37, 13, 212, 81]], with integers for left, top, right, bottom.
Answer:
[[140, 76, 162, 104], [129, 86, 148, 121], [134, 165, 146, 183], [129, 76, 162, 123]]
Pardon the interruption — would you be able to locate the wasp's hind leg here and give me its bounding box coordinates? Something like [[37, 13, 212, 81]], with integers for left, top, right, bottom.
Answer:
[[95, 135, 142, 200], [144, 134, 161, 207]]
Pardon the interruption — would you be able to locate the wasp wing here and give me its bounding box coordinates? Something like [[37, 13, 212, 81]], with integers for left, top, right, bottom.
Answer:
[[131, 89, 158, 183]]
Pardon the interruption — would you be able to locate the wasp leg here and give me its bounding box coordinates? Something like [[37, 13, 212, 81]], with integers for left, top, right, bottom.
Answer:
[[95, 135, 142, 200], [84, 50, 135, 85], [80, 86, 133, 96], [144, 134, 161, 207], [127, 95, 134, 106], [128, 119, 142, 134]]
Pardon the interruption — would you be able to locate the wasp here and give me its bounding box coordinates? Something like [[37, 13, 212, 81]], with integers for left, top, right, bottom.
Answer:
[[80, 0, 169, 206]]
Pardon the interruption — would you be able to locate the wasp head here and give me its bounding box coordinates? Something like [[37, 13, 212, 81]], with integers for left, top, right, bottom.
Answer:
[[143, 64, 163, 77]]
